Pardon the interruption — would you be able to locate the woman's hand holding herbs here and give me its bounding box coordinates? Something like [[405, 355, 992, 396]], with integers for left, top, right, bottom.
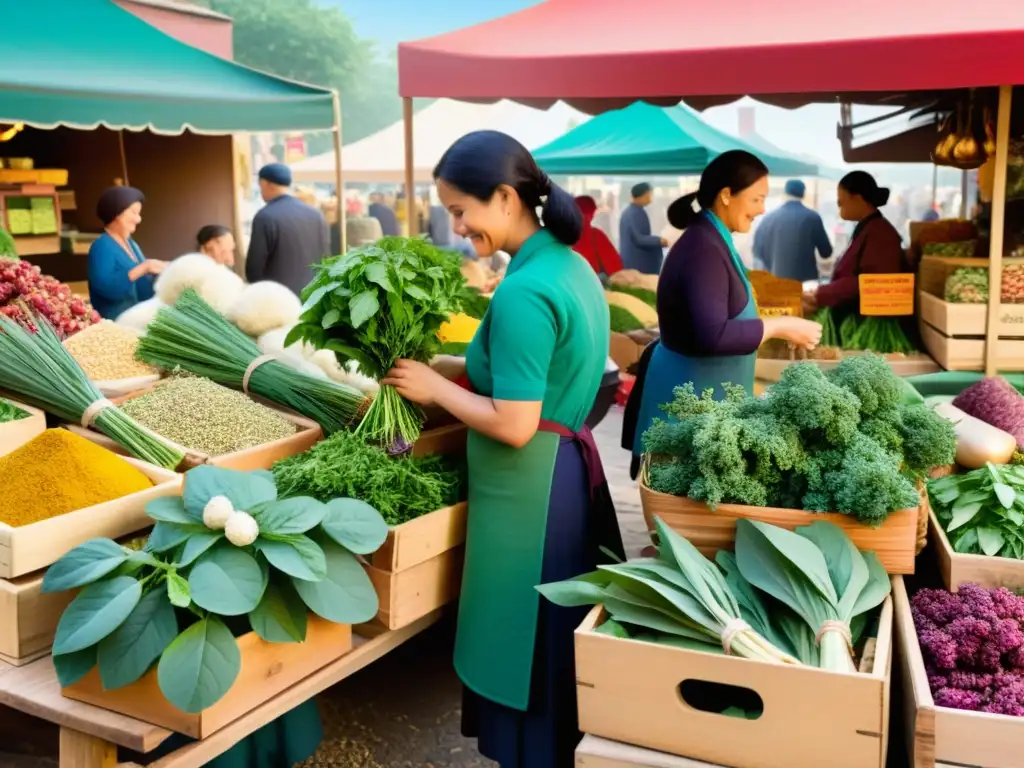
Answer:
[[384, 359, 447, 407]]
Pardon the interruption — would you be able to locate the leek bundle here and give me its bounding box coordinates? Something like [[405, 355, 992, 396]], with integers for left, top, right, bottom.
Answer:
[[0, 314, 184, 469], [137, 290, 367, 435]]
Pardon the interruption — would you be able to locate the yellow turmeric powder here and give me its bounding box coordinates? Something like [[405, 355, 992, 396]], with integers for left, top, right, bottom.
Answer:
[[0, 429, 153, 528]]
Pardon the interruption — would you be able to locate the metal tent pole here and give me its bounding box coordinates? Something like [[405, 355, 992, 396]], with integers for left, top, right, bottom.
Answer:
[[403, 98, 416, 236], [332, 90, 346, 253]]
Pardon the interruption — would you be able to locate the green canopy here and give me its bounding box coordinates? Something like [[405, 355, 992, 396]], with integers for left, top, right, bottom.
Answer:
[[0, 0, 336, 135], [532, 102, 819, 177]]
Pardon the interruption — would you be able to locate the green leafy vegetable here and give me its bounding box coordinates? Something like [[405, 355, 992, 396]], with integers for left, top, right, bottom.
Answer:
[[928, 462, 1024, 560], [0, 398, 27, 423], [607, 285, 657, 309], [157, 617, 240, 713], [609, 304, 644, 333], [286, 237, 465, 451]]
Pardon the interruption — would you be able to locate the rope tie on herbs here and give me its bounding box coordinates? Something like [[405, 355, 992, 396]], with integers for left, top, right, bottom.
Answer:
[[81, 397, 115, 428], [720, 618, 752, 655], [815, 620, 854, 654], [242, 355, 275, 395]]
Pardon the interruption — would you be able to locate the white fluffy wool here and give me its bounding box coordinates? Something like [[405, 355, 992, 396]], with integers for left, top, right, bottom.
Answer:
[[228, 281, 302, 337], [308, 350, 379, 395], [115, 297, 165, 333], [155, 253, 245, 314], [256, 328, 327, 380]]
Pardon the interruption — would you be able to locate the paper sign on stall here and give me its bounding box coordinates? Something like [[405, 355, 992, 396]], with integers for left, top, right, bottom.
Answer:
[[859, 274, 915, 316]]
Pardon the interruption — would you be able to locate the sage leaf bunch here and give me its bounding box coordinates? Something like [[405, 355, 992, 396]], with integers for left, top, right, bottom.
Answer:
[[928, 462, 1024, 559]]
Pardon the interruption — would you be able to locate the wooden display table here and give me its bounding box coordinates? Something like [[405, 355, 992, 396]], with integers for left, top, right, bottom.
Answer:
[[0, 611, 441, 767]]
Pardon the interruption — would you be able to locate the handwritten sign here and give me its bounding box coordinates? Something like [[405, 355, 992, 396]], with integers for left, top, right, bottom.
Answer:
[[859, 274, 915, 316]]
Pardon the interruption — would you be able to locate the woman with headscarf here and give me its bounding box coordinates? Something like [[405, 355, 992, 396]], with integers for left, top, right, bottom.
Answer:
[[196, 224, 237, 267], [87, 186, 166, 319], [802, 171, 909, 321], [572, 195, 622, 279], [623, 151, 822, 475]]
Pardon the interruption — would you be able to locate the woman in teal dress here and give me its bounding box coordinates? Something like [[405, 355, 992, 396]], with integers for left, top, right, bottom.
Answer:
[[623, 151, 822, 473], [384, 130, 625, 768]]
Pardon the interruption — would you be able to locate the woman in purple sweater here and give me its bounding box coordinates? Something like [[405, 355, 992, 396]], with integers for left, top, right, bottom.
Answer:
[[625, 151, 821, 470]]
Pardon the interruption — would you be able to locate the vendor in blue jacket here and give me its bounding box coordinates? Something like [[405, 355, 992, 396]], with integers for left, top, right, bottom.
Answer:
[[87, 186, 166, 319], [618, 182, 667, 274]]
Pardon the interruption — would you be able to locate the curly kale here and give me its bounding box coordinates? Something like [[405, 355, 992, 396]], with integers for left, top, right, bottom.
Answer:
[[642, 354, 955, 524]]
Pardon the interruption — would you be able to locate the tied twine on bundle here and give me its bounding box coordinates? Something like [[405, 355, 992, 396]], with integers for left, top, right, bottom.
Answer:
[[81, 395, 193, 462], [242, 355, 276, 395], [815, 620, 854, 654], [720, 618, 753, 655]]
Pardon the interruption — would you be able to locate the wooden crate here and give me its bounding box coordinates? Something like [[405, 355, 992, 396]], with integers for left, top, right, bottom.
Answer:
[[412, 422, 468, 458], [919, 321, 1024, 371], [576, 735, 726, 767], [929, 508, 1024, 591], [575, 600, 892, 768], [365, 502, 468, 630], [918, 291, 1024, 338], [63, 617, 352, 738], [65, 387, 323, 471], [895, 576, 1024, 768], [755, 352, 939, 383], [0, 400, 45, 458], [640, 481, 919, 574], [0, 569, 74, 665], [0, 457, 180, 579], [917, 255, 1024, 299]]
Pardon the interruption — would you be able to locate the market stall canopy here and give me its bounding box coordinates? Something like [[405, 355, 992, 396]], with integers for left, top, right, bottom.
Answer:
[[397, 0, 1024, 113], [0, 0, 336, 134], [532, 103, 820, 176], [292, 99, 589, 184]]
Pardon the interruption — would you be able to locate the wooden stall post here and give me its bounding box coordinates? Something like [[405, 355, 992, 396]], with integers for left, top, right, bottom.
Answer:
[[984, 85, 1013, 376], [403, 97, 416, 237], [332, 90, 346, 254]]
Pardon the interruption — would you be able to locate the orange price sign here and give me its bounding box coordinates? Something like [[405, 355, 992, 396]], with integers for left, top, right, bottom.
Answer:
[[859, 273, 915, 316]]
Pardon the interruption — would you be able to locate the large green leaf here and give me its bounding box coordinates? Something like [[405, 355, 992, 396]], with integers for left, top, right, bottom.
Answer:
[[97, 588, 178, 690], [349, 290, 380, 329], [254, 535, 327, 581], [254, 498, 327, 536], [653, 518, 738, 619], [182, 466, 277, 519], [849, 551, 891, 618], [146, 497, 199, 525], [715, 551, 784, 649], [157, 617, 240, 713], [364, 262, 395, 294], [188, 545, 267, 615], [147, 521, 208, 553], [978, 526, 1007, 557], [53, 646, 97, 688], [43, 539, 129, 594], [535, 579, 607, 607], [176, 530, 222, 567], [53, 577, 143, 655], [166, 571, 191, 608], [249, 577, 308, 643], [293, 539, 378, 624], [321, 498, 388, 555], [300, 281, 341, 313], [796, 521, 868, 620], [948, 501, 983, 531]]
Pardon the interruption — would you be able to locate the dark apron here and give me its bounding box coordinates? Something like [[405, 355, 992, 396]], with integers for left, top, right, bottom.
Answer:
[[454, 418, 624, 710]]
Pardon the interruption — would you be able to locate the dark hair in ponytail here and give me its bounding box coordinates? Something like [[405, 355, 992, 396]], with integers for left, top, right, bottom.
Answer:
[[838, 170, 890, 208], [433, 130, 582, 245], [667, 150, 769, 230]]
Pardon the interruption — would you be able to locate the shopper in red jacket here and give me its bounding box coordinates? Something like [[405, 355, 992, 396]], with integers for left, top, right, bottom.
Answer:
[[572, 195, 622, 278]]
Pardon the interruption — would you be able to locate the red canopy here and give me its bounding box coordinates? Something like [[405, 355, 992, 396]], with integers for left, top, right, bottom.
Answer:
[[398, 0, 1024, 112]]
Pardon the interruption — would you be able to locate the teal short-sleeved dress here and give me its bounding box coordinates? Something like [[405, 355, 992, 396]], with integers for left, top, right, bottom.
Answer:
[[455, 229, 624, 768]]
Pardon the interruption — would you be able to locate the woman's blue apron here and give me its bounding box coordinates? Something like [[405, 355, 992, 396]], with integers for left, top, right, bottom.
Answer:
[[631, 212, 759, 458]]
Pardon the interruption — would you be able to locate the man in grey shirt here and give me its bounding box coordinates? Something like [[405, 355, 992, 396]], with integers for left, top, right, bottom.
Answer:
[[245, 163, 330, 294], [619, 182, 667, 274]]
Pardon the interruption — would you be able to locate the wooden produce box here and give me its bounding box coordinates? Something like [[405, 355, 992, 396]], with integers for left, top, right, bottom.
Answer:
[[66, 387, 323, 471], [0, 400, 45, 459], [895, 576, 1024, 768], [929, 507, 1024, 591], [640, 481, 919, 574], [0, 569, 74, 665], [576, 734, 727, 767], [919, 321, 1024, 372], [755, 352, 939, 382], [919, 291, 1024, 372], [0, 457, 180, 579], [917, 254, 1016, 299], [63, 617, 351, 738], [575, 600, 892, 768], [412, 422, 468, 458]]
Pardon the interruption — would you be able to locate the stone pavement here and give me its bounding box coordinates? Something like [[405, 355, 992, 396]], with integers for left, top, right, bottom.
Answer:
[[0, 407, 646, 768]]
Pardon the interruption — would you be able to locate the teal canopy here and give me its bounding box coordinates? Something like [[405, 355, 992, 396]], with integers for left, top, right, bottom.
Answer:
[[0, 0, 336, 135], [533, 102, 820, 177]]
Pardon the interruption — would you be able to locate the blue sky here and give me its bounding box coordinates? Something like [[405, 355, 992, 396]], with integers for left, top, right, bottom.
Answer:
[[319, 0, 540, 51]]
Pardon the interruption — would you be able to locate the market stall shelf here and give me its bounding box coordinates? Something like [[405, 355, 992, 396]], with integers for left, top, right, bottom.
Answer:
[[895, 577, 1024, 768], [640, 481, 920, 574], [754, 352, 940, 382], [0, 399, 45, 458], [0, 570, 73, 665], [929, 508, 1024, 591], [63, 617, 352, 739], [576, 734, 727, 767], [574, 600, 892, 768], [0, 457, 179, 579]]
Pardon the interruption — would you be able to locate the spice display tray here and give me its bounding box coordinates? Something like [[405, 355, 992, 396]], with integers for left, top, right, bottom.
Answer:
[[364, 502, 468, 630], [575, 597, 892, 768], [895, 576, 1024, 768], [0, 456, 180, 579], [63, 616, 352, 738], [0, 568, 73, 665], [754, 352, 940, 383], [0, 399, 45, 459], [66, 387, 323, 471], [576, 735, 728, 767], [929, 508, 1024, 591], [920, 320, 1024, 372], [639, 481, 919, 574]]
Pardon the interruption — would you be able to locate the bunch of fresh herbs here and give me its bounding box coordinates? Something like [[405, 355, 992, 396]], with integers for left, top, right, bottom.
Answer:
[[272, 430, 466, 525], [928, 463, 1024, 559], [286, 237, 465, 452], [43, 465, 388, 714]]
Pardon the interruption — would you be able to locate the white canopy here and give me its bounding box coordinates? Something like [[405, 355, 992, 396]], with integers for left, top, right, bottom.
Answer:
[[292, 99, 590, 185]]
